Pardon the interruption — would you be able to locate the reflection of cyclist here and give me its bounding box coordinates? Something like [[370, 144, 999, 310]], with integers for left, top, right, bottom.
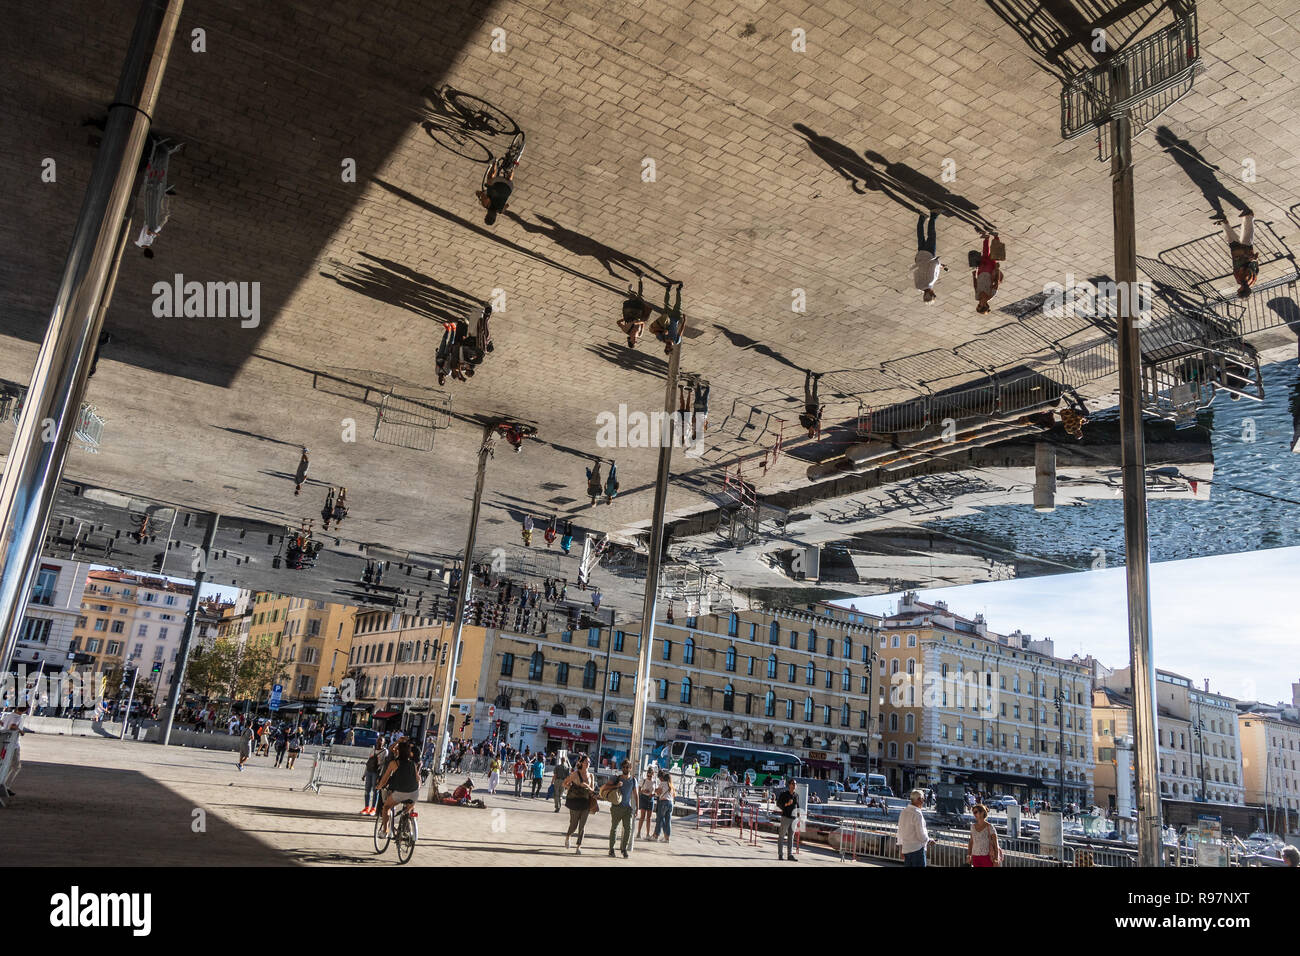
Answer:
[[376, 739, 421, 837], [477, 159, 514, 226]]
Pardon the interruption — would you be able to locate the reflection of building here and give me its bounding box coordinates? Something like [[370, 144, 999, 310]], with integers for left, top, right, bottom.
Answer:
[[11, 558, 90, 674], [348, 609, 487, 741], [877, 592, 1093, 803], [476, 603, 883, 773], [1237, 690, 1300, 834], [1098, 667, 1244, 806]]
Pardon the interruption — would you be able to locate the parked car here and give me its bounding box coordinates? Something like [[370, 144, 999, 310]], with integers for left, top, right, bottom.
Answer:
[[826, 781, 847, 798], [341, 727, 380, 747]]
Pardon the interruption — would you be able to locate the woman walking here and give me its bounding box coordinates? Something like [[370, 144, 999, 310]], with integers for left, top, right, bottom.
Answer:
[[967, 804, 1001, 867], [488, 755, 502, 794], [361, 738, 385, 815], [563, 755, 595, 854], [653, 771, 675, 843], [636, 766, 657, 839], [285, 726, 303, 770]]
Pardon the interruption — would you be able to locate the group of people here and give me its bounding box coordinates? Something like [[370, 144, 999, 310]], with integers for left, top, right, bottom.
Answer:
[[234, 718, 307, 771], [320, 486, 348, 530], [583, 460, 620, 506], [555, 755, 677, 858], [618, 278, 685, 355], [437, 304, 494, 386], [898, 788, 1003, 867], [910, 210, 1007, 313]]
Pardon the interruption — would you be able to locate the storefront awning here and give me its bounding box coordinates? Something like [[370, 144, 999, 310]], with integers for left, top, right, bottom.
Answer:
[[374, 710, 399, 719], [804, 758, 842, 770], [548, 728, 599, 742]]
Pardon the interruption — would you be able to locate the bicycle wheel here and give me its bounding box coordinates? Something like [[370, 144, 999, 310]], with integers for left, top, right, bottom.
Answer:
[[373, 808, 392, 854], [422, 122, 493, 163], [445, 89, 520, 137], [395, 810, 417, 864]]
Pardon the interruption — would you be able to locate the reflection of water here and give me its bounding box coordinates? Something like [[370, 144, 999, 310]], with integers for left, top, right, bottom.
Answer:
[[925, 361, 1300, 569]]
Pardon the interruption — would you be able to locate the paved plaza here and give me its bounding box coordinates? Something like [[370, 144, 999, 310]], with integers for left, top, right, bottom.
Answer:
[[11, 733, 852, 867], [4, 1, 1300, 611]]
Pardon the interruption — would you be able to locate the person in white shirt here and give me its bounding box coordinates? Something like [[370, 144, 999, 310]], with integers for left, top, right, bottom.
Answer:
[[897, 789, 934, 866], [912, 210, 947, 302]]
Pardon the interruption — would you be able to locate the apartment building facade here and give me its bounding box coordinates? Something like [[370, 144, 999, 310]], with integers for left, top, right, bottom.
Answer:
[[876, 593, 1094, 803], [476, 602, 884, 773], [1238, 705, 1300, 833], [9, 557, 90, 673], [348, 608, 488, 741], [234, 590, 357, 702], [1099, 667, 1244, 806]]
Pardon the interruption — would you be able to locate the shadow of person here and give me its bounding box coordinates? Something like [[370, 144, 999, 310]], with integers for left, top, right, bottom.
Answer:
[[712, 323, 804, 373], [862, 150, 996, 232], [1267, 296, 1300, 360], [505, 212, 672, 284], [1154, 126, 1253, 221], [326, 252, 483, 326], [792, 123, 922, 212], [585, 342, 668, 377]]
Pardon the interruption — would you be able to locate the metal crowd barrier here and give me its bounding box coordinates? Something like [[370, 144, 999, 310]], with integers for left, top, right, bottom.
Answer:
[[831, 819, 1139, 867], [302, 749, 369, 794]]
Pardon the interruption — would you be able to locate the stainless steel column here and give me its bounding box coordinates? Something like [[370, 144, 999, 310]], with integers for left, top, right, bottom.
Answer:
[[160, 512, 219, 745], [1111, 93, 1164, 865], [0, 0, 185, 675], [627, 338, 682, 771], [432, 426, 493, 770]]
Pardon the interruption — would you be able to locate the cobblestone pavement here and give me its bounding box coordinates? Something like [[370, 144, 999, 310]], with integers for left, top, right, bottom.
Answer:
[[1, 1, 1298, 610], [12, 733, 853, 867]]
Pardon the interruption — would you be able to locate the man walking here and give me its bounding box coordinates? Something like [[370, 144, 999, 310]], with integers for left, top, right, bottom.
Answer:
[[531, 753, 545, 797], [1215, 210, 1258, 299], [293, 447, 309, 496], [776, 777, 800, 861], [898, 789, 934, 866], [607, 759, 638, 858], [800, 370, 823, 439], [913, 209, 946, 302], [551, 753, 570, 813]]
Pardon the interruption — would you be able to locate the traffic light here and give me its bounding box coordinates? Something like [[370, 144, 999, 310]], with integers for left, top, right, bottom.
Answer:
[[152, 553, 165, 572], [151, 662, 162, 675]]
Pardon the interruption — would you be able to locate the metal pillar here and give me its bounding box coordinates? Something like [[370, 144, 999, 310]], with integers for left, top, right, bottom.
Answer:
[[627, 335, 683, 771], [1033, 443, 1056, 512], [1111, 93, 1164, 865], [160, 512, 219, 746], [0, 0, 185, 676], [594, 619, 612, 761], [431, 426, 493, 770]]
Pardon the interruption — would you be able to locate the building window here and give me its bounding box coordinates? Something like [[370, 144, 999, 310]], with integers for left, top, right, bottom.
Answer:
[[805, 662, 815, 685], [785, 700, 794, 720], [804, 697, 813, 722], [747, 656, 755, 676], [787, 663, 797, 683], [890, 713, 898, 732], [891, 635, 900, 648], [841, 703, 850, 727], [680, 677, 692, 705], [769, 621, 779, 644], [748, 623, 757, 640], [587, 628, 600, 648], [583, 662, 598, 690], [807, 628, 817, 653], [823, 705, 831, 726], [843, 637, 852, 658], [685, 616, 697, 628], [528, 651, 544, 681], [767, 654, 777, 679], [556, 662, 569, 686], [609, 672, 622, 693], [728, 613, 739, 637], [500, 653, 515, 676], [725, 646, 736, 672], [789, 630, 798, 649], [18, 618, 52, 644], [722, 684, 734, 712], [613, 630, 625, 652], [561, 630, 572, 644], [32, 568, 58, 606], [662, 640, 672, 661], [904, 743, 914, 760], [765, 691, 775, 717], [684, 637, 695, 665], [907, 634, 916, 647], [888, 742, 898, 758], [841, 668, 851, 691], [658, 679, 668, 700], [859, 711, 867, 729]]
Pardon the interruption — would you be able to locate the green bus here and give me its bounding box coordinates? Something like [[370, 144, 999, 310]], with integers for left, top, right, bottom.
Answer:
[[654, 739, 802, 786]]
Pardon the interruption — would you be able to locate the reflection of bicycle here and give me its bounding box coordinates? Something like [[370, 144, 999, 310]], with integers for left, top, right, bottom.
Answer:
[[373, 791, 419, 864], [420, 86, 520, 162]]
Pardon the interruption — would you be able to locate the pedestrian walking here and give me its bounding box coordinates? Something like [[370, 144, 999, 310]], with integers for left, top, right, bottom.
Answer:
[[913, 209, 947, 302], [521, 514, 534, 548], [653, 770, 675, 843], [606, 760, 638, 858], [591, 588, 602, 611], [531, 754, 545, 797], [563, 755, 596, 854], [649, 281, 685, 354], [361, 738, 385, 815], [559, 521, 574, 555], [968, 804, 1001, 867], [776, 778, 799, 861], [898, 789, 934, 866], [286, 726, 302, 769], [973, 232, 1003, 314], [544, 517, 558, 548], [236, 725, 253, 772], [619, 275, 652, 347], [293, 447, 309, 495], [586, 460, 604, 506], [603, 461, 619, 504], [636, 766, 657, 839], [1215, 210, 1258, 298], [513, 754, 526, 796], [273, 726, 288, 767], [321, 487, 335, 530], [799, 370, 824, 439], [331, 487, 348, 527], [552, 753, 571, 813], [488, 755, 501, 794]]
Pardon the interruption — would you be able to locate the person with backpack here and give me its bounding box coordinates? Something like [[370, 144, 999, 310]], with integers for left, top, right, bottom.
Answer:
[[530, 754, 545, 798], [273, 725, 288, 768], [285, 725, 303, 769], [513, 754, 527, 796]]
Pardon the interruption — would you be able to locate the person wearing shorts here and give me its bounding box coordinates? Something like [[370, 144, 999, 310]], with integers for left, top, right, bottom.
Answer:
[[375, 740, 422, 836], [636, 767, 657, 839]]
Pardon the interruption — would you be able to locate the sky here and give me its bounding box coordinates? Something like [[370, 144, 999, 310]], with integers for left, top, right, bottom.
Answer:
[[835, 546, 1300, 707]]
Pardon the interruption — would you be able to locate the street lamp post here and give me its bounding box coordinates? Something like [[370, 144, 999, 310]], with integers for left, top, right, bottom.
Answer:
[[1194, 694, 1207, 802], [1054, 687, 1066, 810]]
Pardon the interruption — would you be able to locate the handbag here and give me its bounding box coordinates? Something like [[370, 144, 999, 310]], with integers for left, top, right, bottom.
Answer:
[[588, 792, 600, 814], [990, 236, 1007, 261]]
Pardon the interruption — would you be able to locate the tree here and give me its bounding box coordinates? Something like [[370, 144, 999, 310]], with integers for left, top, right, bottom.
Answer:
[[235, 637, 288, 703], [103, 663, 155, 702], [184, 639, 238, 699]]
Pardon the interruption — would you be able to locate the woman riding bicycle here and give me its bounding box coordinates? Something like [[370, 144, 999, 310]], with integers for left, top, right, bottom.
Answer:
[[375, 739, 422, 837], [477, 161, 514, 225]]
